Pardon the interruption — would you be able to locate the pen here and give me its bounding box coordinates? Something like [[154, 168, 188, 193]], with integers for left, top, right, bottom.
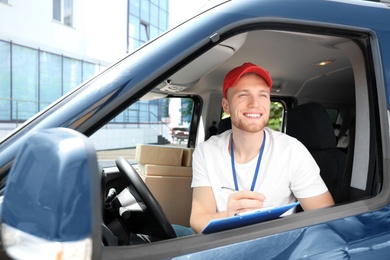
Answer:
[[220, 186, 238, 194]]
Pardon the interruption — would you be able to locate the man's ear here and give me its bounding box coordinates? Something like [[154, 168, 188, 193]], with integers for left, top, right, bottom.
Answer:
[[222, 98, 230, 114]]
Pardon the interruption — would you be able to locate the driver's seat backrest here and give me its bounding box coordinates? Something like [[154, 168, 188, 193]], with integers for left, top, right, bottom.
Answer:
[[218, 117, 232, 134], [286, 102, 349, 203]]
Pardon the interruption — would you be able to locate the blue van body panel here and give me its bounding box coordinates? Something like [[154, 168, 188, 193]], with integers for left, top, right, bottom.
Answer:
[[2, 128, 96, 241], [178, 206, 390, 259], [1, 0, 390, 259]]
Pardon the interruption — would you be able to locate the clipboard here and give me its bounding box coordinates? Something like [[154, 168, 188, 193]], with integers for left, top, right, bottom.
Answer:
[[202, 201, 300, 234]]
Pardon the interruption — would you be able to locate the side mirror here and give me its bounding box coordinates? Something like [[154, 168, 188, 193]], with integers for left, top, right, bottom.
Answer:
[[1, 128, 101, 259]]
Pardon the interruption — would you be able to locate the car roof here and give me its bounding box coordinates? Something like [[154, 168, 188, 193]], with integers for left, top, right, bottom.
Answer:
[[159, 30, 354, 105], [146, 0, 389, 107]]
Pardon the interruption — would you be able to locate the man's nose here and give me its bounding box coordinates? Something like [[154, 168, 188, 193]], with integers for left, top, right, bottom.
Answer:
[[248, 96, 260, 107]]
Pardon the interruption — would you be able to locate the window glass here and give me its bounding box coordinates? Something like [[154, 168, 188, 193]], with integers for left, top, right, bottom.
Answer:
[[159, 9, 167, 30], [92, 97, 194, 167], [128, 39, 140, 51], [140, 23, 149, 43], [129, 15, 140, 39], [0, 41, 11, 120], [128, 102, 139, 123], [63, 57, 82, 94], [53, 0, 61, 21], [326, 108, 339, 124], [129, 0, 140, 16], [268, 101, 284, 131], [82, 61, 99, 82], [150, 25, 159, 40], [140, 0, 150, 22], [159, 0, 168, 11], [53, 0, 73, 26], [0, 41, 101, 123], [139, 101, 149, 122], [150, 4, 158, 26], [180, 98, 193, 125], [63, 0, 73, 26], [12, 45, 38, 120], [40, 51, 62, 109]]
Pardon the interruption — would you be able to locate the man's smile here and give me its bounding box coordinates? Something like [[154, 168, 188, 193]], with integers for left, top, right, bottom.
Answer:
[[243, 113, 262, 118]]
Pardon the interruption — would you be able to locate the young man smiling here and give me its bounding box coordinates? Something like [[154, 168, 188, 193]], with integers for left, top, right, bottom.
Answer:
[[190, 62, 334, 234]]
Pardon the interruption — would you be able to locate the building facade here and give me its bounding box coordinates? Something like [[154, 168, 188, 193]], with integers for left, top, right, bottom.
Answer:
[[0, 0, 169, 138]]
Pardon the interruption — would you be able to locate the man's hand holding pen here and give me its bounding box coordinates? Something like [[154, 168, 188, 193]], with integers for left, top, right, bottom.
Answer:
[[221, 187, 268, 217]]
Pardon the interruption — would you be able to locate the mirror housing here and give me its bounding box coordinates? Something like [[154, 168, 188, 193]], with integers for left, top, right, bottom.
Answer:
[[1, 128, 101, 259]]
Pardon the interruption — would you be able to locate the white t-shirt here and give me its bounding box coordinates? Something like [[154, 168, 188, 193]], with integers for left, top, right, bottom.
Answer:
[[191, 128, 328, 213]]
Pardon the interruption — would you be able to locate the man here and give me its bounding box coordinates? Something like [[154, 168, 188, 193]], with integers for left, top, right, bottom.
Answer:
[[190, 62, 334, 234]]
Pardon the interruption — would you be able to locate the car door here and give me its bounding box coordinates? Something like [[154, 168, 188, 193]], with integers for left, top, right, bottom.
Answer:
[[1, 1, 390, 259]]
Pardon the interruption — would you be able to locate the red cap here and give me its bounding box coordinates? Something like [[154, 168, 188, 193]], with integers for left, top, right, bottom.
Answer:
[[222, 62, 272, 98]]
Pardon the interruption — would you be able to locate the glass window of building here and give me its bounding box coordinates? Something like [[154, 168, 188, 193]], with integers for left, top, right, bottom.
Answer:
[[129, 0, 140, 16], [63, 0, 73, 26], [40, 51, 62, 110], [53, 0, 61, 21], [1, 1, 164, 131], [127, 0, 169, 52], [150, 4, 158, 26], [150, 25, 159, 39], [140, 0, 150, 22], [159, 8, 167, 30], [12, 45, 39, 121], [0, 41, 11, 120], [129, 15, 140, 40], [53, 0, 73, 26], [82, 62, 100, 82], [159, 0, 168, 11], [0, 40, 102, 123], [63, 57, 82, 94], [140, 22, 149, 43]]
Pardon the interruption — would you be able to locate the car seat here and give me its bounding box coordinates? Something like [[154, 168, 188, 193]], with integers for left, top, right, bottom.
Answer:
[[218, 117, 232, 134], [286, 102, 349, 203]]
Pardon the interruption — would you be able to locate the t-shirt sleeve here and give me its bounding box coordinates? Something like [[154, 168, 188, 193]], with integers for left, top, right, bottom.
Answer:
[[289, 141, 329, 199], [191, 143, 211, 188]]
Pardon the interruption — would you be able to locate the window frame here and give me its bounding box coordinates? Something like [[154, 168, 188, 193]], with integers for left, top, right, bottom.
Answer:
[[52, 0, 73, 27], [102, 24, 384, 258]]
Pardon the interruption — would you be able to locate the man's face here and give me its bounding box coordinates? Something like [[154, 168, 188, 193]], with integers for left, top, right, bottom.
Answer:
[[222, 73, 271, 133]]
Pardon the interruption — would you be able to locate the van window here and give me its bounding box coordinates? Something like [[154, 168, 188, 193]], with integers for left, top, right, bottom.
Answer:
[[268, 101, 284, 131], [91, 96, 194, 167]]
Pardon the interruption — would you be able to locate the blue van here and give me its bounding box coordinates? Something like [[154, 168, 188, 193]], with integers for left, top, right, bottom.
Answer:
[[1, 0, 390, 259]]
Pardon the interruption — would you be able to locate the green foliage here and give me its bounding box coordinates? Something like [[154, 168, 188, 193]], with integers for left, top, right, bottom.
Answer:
[[182, 98, 193, 117], [267, 102, 283, 131]]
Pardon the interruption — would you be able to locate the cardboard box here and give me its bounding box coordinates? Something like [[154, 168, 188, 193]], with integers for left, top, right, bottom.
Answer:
[[135, 144, 183, 166]]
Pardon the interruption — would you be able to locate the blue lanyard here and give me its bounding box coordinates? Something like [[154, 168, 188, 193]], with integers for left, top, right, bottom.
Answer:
[[230, 131, 266, 191]]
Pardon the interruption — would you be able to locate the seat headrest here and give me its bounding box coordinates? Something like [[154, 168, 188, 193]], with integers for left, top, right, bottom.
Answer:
[[287, 103, 336, 150], [218, 117, 232, 134]]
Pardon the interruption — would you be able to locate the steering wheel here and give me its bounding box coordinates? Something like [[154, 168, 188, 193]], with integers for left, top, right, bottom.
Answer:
[[115, 156, 177, 240]]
